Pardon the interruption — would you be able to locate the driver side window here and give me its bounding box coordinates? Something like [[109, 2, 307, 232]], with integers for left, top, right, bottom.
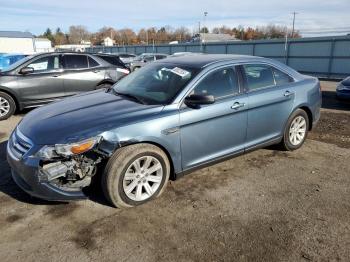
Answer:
[[27, 56, 61, 73], [193, 67, 239, 99]]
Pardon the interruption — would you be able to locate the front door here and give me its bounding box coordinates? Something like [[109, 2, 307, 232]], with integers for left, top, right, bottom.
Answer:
[[179, 66, 248, 170], [17, 54, 65, 106]]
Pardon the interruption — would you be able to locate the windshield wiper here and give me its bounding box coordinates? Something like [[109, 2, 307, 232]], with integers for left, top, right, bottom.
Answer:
[[114, 91, 146, 104]]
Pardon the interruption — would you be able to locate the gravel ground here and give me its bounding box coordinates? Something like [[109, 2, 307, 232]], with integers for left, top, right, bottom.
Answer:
[[0, 81, 349, 262]]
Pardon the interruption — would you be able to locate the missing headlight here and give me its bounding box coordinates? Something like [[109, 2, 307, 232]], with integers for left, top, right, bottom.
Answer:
[[39, 154, 102, 190]]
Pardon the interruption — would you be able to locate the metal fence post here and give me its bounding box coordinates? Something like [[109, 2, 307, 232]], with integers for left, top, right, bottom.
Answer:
[[327, 39, 335, 78], [285, 41, 291, 66]]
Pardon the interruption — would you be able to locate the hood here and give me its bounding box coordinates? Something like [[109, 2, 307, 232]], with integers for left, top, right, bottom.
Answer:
[[19, 90, 164, 145], [341, 76, 350, 87]]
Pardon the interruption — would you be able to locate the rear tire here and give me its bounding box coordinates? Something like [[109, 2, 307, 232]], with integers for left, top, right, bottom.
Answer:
[[280, 109, 309, 151], [0, 92, 16, 121], [102, 144, 170, 208]]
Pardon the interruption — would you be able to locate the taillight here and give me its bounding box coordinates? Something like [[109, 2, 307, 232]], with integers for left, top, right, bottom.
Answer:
[[116, 68, 130, 75]]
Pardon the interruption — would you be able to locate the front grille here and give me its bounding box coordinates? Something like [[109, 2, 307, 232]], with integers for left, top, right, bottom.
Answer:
[[9, 128, 33, 159]]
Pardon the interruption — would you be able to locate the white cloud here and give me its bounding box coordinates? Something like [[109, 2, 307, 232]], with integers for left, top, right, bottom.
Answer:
[[0, 0, 349, 36]]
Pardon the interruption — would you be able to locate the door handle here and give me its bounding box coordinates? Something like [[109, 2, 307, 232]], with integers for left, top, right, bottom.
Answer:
[[231, 102, 245, 110], [93, 70, 100, 73], [284, 90, 294, 97], [52, 75, 59, 78]]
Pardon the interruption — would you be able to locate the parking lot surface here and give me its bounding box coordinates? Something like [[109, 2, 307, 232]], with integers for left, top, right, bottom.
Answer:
[[0, 81, 349, 262]]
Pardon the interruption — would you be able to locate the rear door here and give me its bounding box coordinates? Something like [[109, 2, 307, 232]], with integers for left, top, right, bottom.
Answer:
[[241, 64, 296, 148], [62, 54, 105, 95], [16, 54, 65, 105]]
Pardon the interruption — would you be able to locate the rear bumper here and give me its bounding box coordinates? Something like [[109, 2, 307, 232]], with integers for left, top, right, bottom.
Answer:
[[7, 142, 86, 201]]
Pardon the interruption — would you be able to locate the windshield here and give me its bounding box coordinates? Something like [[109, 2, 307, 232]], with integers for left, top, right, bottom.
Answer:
[[113, 63, 199, 105], [0, 55, 33, 72]]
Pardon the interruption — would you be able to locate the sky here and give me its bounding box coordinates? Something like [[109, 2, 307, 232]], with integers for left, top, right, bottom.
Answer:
[[0, 0, 349, 37]]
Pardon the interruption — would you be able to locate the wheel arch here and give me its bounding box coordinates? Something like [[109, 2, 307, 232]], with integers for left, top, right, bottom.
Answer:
[[0, 87, 20, 111], [96, 79, 115, 88], [298, 105, 313, 131], [114, 140, 176, 181]]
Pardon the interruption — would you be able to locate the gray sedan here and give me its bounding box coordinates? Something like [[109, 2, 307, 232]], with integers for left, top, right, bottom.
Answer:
[[129, 53, 168, 71], [0, 52, 130, 120]]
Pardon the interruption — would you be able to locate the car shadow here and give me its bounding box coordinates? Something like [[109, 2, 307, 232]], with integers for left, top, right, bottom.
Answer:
[[322, 91, 350, 111], [0, 140, 66, 206]]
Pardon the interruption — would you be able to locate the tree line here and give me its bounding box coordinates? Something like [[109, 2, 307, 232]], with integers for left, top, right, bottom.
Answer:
[[39, 25, 301, 46]]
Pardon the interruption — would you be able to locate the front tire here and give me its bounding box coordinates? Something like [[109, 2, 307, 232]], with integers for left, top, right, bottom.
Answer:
[[102, 144, 170, 208], [0, 92, 16, 121], [281, 109, 309, 151]]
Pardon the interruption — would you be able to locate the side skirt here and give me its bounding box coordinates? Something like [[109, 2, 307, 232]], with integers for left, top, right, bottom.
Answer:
[[174, 136, 282, 180]]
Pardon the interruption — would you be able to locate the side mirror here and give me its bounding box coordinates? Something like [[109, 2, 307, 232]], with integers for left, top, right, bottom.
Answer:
[[184, 94, 215, 107], [19, 67, 34, 75]]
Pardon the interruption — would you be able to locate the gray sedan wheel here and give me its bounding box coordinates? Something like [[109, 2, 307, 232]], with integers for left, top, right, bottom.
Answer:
[[102, 144, 170, 208], [0, 92, 16, 121]]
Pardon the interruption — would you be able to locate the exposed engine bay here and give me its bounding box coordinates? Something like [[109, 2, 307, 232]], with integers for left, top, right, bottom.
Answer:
[[39, 153, 103, 191], [36, 134, 123, 191]]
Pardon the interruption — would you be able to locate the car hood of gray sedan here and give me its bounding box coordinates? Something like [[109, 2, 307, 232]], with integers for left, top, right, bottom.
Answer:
[[341, 76, 350, 87], [18, 89, 164, 145]]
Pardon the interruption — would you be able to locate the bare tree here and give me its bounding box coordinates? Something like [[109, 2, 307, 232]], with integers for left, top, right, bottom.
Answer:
[[68, 25, 90, 44]]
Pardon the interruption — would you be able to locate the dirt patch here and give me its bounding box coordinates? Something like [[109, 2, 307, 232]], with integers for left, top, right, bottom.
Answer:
[[309, 111, 350, 148], [70, 226, 97, 250], [45, 202, 79, 219], [5, 214, 24, 223]]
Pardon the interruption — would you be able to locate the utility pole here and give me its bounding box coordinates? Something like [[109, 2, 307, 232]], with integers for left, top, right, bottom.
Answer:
[[291, 11, 298, 38], [203, 11, 208, 44]]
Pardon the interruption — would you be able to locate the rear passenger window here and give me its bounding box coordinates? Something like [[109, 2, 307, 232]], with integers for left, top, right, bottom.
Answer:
[[97, 56, 124, 67], [193, 67, 239, 99], [88, 57, 99, 68], [243, 64, 275, 90], [272, 68, 293, 85], [64, 55, 88, 69]]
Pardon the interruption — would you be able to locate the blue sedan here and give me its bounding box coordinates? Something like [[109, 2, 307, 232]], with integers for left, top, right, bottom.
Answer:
[[336, 77, 350, 100], [7, 54, 321, 208]]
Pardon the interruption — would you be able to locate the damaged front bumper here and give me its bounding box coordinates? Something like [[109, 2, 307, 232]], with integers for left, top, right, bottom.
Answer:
[[7, 145, 87, 201], [5, 129, 104, 201]]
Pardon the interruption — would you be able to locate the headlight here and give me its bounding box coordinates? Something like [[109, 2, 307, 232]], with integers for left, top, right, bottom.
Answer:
[[36, 137, 101, 159], [337, 83, 349, 91]]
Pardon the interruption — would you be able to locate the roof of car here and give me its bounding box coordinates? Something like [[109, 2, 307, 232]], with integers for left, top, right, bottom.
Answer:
[[157, 54, 261, 68], [139, 53, 168, 56]]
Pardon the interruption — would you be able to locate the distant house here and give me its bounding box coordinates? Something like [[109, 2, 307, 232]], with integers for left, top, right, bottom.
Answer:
[[0, 31, 35, 54], [103, 37, 114, 47], [34, 38, 54, 53], [192, 33, 239, 43]]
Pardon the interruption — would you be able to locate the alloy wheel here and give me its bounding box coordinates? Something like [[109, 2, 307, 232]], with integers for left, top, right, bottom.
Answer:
[[0, 97, 10, 117], [122, 156, 163, 201], [289, 116, 307, 146]]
